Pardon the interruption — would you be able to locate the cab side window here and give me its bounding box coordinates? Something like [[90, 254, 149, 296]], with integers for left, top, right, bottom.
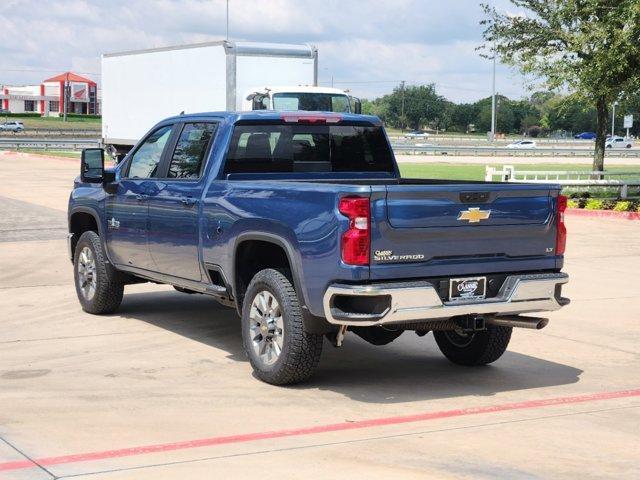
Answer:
[[127, 125, 173, 178], [166, 122, 217, 179]]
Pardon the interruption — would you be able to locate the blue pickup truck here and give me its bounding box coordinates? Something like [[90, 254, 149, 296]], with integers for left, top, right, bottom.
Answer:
[[68, 111, 569, 385]]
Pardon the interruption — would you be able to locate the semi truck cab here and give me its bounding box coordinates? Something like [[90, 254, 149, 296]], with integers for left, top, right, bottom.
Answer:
[[243, 86, 361, 113]]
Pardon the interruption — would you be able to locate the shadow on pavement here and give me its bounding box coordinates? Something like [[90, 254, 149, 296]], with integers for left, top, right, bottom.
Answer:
[[119, 290, 583, 404]]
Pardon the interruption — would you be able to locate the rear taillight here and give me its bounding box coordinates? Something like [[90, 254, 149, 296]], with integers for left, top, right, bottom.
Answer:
[[556, 194, 567, 255], [339, 196, 370, 265]]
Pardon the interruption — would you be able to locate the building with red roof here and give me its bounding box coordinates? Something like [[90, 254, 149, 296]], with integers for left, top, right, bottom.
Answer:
[[1, 71, 100, 116]]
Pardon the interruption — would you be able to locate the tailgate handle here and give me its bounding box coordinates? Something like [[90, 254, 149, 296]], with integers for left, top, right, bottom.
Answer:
[[460, 191, 490, 203]]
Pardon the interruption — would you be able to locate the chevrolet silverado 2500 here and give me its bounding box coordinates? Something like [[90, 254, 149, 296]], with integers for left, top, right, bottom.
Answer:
[[68, 111, 569, 385]]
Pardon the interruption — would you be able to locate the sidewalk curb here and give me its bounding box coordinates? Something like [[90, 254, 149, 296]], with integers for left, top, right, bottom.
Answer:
[[567, 208, 640, 220]]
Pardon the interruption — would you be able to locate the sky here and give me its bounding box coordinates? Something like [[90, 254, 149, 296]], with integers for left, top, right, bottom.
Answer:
[[0, 0, 536, 103]]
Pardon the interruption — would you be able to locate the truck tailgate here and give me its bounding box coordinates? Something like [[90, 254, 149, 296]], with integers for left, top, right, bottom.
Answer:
[[370, 182, 561, 280], [386, 185, 552, 228]]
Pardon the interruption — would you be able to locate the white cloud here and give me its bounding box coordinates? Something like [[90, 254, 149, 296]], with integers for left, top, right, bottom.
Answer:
[[0, 0, 529, 102]]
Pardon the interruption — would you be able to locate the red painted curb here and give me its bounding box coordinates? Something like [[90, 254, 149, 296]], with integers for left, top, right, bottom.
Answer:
[[567, 208, 640, 220], [0, 150, 78, 162], [1, 388, 639, 472]]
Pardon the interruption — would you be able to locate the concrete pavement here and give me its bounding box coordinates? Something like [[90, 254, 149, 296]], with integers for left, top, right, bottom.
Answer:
[[0, 153, 639, 479]]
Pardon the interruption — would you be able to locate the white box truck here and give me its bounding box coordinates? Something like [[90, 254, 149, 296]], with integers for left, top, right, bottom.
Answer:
[[101, 40, 359, 156]]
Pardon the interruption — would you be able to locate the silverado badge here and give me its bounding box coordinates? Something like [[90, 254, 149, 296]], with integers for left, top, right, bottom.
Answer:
[[457, 208, 491, 224]]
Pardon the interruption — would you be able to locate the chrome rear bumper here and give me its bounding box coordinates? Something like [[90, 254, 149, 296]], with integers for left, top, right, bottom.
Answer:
[[323, 272, 569, 327]]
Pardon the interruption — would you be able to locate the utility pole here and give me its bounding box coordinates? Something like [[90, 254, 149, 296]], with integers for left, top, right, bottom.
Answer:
[[611, 101, 618, 136], [490, 41, 496, 142], [400, 80, 406, 132], [226, 0, 229, 40]]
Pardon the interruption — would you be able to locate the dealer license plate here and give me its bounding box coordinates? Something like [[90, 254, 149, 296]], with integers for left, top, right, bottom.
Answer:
[[449, 277, 487, 301]]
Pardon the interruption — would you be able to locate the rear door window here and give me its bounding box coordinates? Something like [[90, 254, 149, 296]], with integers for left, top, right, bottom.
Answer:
[[165, 122, 217, 179]]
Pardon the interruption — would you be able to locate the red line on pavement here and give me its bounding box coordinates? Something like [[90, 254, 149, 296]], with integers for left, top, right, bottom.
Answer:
[[2, 388, 639, 473]]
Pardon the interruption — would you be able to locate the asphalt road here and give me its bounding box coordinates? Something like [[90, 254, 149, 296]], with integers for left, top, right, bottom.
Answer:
[[1, 152, 639, 479]]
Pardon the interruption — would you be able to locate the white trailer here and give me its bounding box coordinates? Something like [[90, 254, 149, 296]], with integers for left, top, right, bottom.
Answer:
[[101, 41, 322, 152]]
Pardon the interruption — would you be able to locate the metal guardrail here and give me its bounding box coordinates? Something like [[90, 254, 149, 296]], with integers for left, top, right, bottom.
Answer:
[[0, 128, 101, 137], [391, 144, 640, 157], [389, 135, 608, 144], [0, 138, 100, 151], [486, 165, 640, 198], [1, 136, 639, 163]]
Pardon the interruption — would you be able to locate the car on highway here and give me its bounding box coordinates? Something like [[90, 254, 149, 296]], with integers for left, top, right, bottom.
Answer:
[[605, 136, 633, 149], [0, 121, 24, 133], [574, 132, 596, 140], [68, 111, 569, 385], [506, 140, 537, 149], [404, 130, 429, 138]]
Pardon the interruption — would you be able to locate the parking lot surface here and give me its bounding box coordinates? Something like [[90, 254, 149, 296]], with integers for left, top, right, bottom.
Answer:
[[1, 152, 639, 479]]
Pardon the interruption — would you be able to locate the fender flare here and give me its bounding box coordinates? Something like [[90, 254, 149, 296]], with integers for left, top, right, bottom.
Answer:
[[68, 206, 114, 265], [232, 231, 309, 314]]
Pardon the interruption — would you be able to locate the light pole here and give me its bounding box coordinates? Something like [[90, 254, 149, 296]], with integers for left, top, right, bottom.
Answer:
[[322, 68, 333, 88], [400, 80, 406, 132], [611, 101, 618, 136], [226, 0, 229, 40], [490, 42, 496, 142]]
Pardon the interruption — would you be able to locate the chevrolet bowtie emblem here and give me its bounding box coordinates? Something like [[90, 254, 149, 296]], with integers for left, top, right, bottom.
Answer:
[[458, 208, 491, 223]]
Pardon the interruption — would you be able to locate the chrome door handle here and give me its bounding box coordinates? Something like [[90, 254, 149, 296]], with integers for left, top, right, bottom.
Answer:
[[135, 194, 148, 201], [181, 196, 197, 206]]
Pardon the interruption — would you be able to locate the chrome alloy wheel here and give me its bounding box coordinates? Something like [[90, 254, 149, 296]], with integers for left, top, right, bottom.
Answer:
[[249, 290, 284, 366], [77, 246, 97, 301]]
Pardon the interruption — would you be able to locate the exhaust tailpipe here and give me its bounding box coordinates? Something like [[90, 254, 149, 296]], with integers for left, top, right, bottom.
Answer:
[[486, 315, 549, 330]]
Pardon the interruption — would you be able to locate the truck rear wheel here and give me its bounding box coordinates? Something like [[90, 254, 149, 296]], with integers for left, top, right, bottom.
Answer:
[[74, 231, 124, 314], [433, 325, 512, 366], [241, 269, 323, 385]]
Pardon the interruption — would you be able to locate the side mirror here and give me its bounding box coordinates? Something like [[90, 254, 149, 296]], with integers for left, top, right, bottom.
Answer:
[[252, 94, 268, 110], [81, 148, 105, 183], [103, 170, 118, 194], [350, 96, 362, 114]]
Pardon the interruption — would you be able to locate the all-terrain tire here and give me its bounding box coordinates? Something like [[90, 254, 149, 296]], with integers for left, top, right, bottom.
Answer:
[[433, 325, 512, 366], [241, 269, 323, 385], [74, 231, 124, 314]]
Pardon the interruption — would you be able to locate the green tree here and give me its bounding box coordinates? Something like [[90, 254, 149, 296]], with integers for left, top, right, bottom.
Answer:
[[481, 0, 640, 171], [450, 103, 477, 132], [511, 99, 540, 133], [545, 94, 597, 133], [382, 84, 448, 130], [360, 99, 375, 116], [474, 95, 516, 133]]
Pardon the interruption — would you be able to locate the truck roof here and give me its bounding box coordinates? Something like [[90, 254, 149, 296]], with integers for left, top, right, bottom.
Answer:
[[249, 86, 349, 95], [103, 40, 317, 59], [161, 111, 382, 125]]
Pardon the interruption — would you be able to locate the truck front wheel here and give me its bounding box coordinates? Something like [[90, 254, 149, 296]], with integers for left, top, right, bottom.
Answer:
[[241, 269, 323, 385], [433, 325, 512, 366], [74, 231, 124, 314]]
